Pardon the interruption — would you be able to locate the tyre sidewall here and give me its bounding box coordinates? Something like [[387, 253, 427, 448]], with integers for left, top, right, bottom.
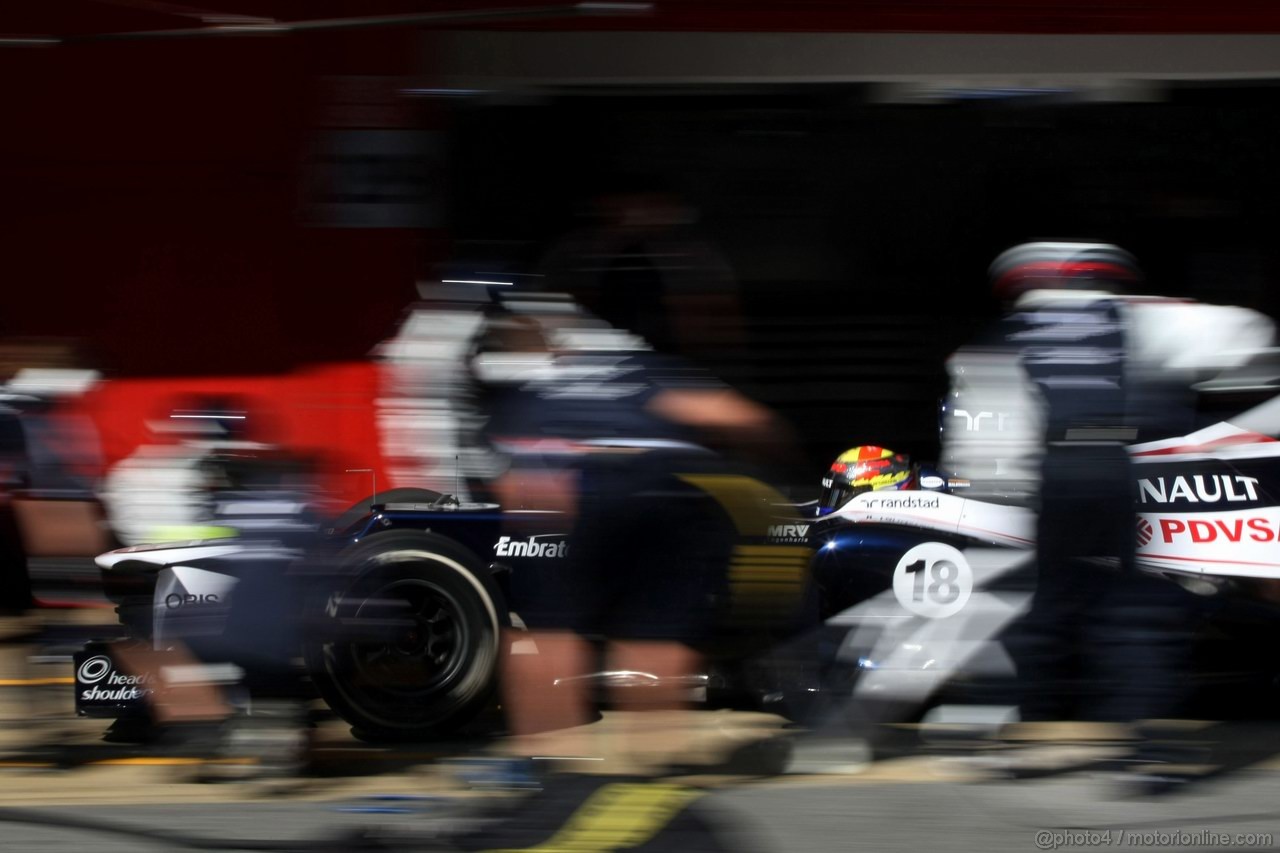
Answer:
[[306, 531, 502, 740]]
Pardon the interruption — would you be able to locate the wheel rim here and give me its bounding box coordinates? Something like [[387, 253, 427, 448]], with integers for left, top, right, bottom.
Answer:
[[342, 578, 471, 699]]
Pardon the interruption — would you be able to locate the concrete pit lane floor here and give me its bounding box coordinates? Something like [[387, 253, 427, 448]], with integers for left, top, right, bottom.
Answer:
[[1, 730, 1280, 852], [3, 704, 1280, 853], [4, 609, 1280, 851]]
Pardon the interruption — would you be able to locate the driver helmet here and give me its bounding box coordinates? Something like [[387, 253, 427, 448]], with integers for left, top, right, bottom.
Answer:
[[818, 445, 914, 515]]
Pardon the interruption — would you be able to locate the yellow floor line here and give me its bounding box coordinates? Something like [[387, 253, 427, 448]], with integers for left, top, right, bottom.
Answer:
[[0, 757, 260, 769], [0, 677, 74, 686], [91, 757, 235, 767]]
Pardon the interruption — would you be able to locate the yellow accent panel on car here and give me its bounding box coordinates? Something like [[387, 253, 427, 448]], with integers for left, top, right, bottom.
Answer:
[[674, 474, 791, 536], [677, 475, 811, 625]]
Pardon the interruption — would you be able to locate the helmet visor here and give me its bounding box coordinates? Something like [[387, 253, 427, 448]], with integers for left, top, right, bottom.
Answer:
[[819, 481, 858, 515]]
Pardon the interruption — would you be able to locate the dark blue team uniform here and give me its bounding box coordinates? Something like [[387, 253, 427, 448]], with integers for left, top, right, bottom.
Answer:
[[482, 350, 735, 644], [998, 295, 1191, 722]]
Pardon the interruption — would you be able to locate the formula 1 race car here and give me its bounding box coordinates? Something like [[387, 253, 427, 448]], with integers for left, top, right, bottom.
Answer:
[[53, 283, 818, 743], [75, 476, 814, 742]]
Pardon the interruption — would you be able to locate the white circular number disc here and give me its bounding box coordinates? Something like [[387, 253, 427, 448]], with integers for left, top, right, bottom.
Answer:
[[892, 542, 973, 618]]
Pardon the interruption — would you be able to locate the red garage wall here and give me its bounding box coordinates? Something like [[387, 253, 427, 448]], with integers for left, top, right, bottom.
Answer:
[[0, 23, 427, 378]]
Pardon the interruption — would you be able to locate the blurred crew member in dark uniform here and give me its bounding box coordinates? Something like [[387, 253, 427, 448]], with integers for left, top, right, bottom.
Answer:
[[996, 244, 1152, 722], [949, 243, 1187, 724], [473, 293, 799, 769]]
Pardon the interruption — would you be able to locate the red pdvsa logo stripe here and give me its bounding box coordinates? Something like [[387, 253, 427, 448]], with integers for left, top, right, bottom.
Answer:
[[1131, 431, 1278, 457]]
